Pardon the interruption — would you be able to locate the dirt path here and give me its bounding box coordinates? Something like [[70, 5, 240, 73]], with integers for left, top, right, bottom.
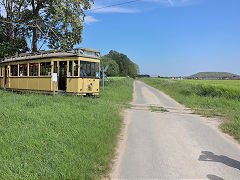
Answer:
[[109, 80, 240, 180]]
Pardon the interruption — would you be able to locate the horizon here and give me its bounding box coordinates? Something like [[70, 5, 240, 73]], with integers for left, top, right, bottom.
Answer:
[[150, 71, 240, 77]]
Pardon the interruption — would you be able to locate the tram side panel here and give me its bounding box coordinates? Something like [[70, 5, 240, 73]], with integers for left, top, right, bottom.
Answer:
[[8, 77, 51, 92], [5, 66, 10, 89], [66, 78, 80, 94], [66, 78, 99, 95], [82, 78, 99, 95], [91, 79, 99, 95], [0, 65, 3, 88], [9, 77, 19, 89], [28, 78, 39, 90], [38, 78, 52, 91], [0, 77, 3, 88], [0, 66, 2, 88]]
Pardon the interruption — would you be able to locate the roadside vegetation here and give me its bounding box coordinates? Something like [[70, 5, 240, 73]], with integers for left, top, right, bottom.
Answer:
[[140, 78, 240, 141], [0, 77, 133, 179], [101, 50, 139, 78], [149, 106, 169, 112]]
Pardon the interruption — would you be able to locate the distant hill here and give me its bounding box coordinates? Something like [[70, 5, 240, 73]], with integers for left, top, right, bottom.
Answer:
[[189, 72, 240, 78]]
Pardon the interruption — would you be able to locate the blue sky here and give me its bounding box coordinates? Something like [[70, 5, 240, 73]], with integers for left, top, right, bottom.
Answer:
[[78, 0, 240, 76]]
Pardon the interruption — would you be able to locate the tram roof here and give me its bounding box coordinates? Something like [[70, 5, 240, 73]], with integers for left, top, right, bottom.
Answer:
[[0, 48, 100, 63]]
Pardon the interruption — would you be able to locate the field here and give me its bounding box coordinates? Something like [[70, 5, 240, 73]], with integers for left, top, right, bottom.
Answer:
[[0, 77, 133, 179], [140, 78, 240, 141], [181, 79, 240, 88]]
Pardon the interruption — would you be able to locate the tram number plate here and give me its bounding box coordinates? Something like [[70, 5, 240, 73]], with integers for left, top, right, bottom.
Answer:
[[52, 73, 58, 82]]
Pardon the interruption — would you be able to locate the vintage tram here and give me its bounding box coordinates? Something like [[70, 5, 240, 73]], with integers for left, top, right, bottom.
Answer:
[[0, 48, 100, 96]]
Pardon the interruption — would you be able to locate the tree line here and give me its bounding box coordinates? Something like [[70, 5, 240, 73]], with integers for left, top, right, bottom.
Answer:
[[101, 50, 139, 78], [0, 0, 93, 58]]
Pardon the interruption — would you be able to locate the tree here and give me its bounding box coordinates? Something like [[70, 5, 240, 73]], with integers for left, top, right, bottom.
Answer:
[[1, 0, 28, 41], [0, 0, 94, 54], [100, 56, 119, 76], [137, 74, 150, 78], [0, 4, 29, 58], [104, 50, 138, 78], [0, 37, 29, 58], [30, 0, 94, 51]]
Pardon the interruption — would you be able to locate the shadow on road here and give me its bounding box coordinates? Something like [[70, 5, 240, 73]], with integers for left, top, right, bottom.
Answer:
[[207, 174, 224, 180], [199, 151, 240, 171]]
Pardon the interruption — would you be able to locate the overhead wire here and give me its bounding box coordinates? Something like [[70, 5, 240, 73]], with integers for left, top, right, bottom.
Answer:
[[39, 28, 50, 50], [0, 0, 143, 26], [0, 0, 143, 28], [0, 19, 60, 50], [0, 0, 143, 51], [87, 0, 142, 11]]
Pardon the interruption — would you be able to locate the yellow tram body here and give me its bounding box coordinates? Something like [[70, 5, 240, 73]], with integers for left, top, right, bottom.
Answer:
[[0, 48, 100, 96]]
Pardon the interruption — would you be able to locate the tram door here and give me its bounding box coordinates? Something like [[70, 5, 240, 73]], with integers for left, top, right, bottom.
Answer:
[[59, 61, 67, 91], [4, 65, 8, 88]]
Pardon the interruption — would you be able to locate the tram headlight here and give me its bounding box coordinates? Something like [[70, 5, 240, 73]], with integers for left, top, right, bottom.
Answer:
[[88, 83, 93, 90]]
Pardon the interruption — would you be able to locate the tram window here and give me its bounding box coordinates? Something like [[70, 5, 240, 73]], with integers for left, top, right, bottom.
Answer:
[[19, 64, 27, 76], [54, 61, 58, 73], [80, 62, 86, 77], [86, 63, 91, 76], [91, 63, 96, 76], [69, 61, 72, 76], [80, 61, 99, 78], [10, 65, 18, 76], [1, 66, 3, 76], [29, 63, 39, 76], [96, 63, 99, 77], [74, 61, 78, 76], [40, 62, 51, 76]]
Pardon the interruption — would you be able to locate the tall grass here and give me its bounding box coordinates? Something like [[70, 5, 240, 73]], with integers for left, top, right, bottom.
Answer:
[[140, 78, 240, 141], [0, 77, 133, 179]]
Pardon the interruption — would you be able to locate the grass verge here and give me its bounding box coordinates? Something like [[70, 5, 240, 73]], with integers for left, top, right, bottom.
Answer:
[[149, 106, 169, 112], [140, 78, 240, 141], [0, 77, 133, 179]]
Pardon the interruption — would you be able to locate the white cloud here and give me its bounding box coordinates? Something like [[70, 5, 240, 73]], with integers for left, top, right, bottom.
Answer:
[[142, 0, 195, 7], [84, 16, 100, 24], [167, 0, 175, 6], [169, 0, 196, 7]]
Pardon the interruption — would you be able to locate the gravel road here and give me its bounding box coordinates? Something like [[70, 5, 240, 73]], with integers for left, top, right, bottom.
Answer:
[[111, 80, 240, 180]]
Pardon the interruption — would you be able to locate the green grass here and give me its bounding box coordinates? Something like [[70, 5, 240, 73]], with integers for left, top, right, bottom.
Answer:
[[180, 79, 240, 88], [149, 106, 169, 112], [140, 78, 240, 141], [0, 77, 133, 179]]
